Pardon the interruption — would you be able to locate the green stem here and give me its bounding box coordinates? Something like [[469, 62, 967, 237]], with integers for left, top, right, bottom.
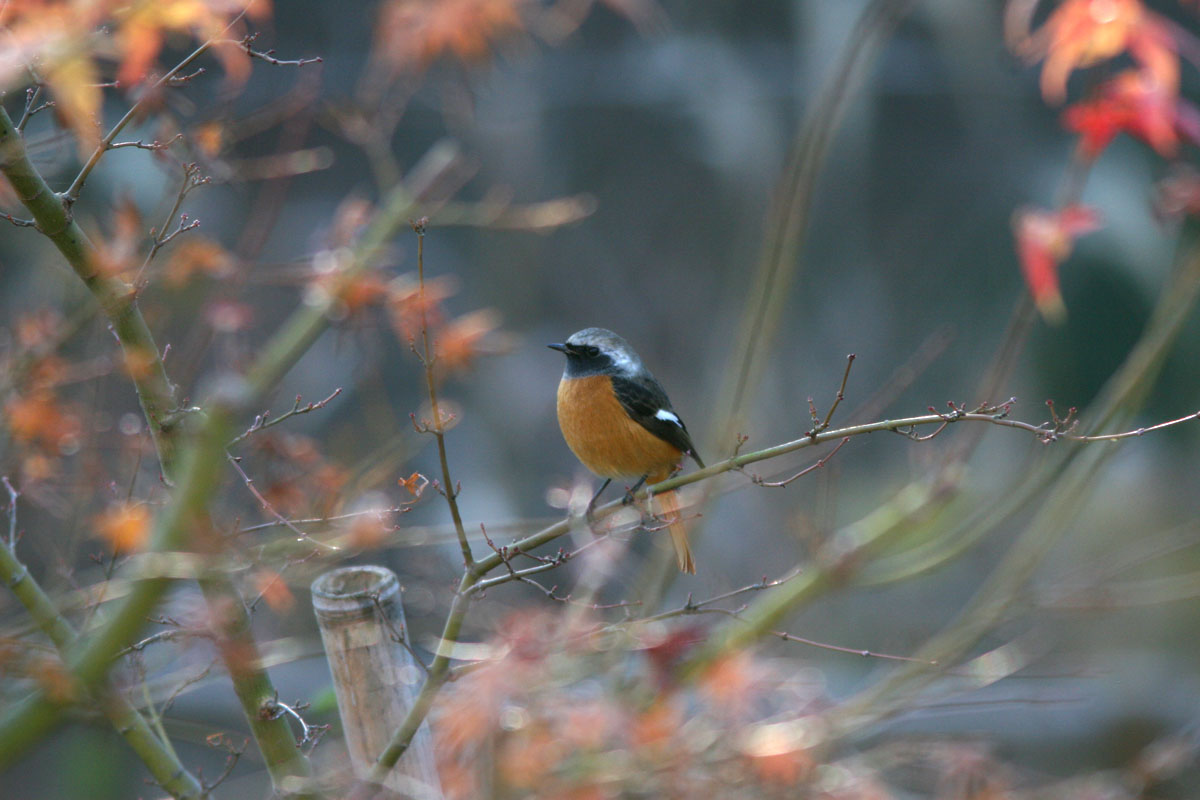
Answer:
[[0, 541, 206, 799], [367, 573, 474, 783]]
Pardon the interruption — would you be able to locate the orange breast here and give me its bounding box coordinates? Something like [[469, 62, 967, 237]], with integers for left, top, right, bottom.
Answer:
[[556, 375, 681, 481]]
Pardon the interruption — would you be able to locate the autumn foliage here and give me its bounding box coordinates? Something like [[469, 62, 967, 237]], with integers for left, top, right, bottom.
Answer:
[[1007, 0, 1200, 318], [1, 1, 1199, 798]]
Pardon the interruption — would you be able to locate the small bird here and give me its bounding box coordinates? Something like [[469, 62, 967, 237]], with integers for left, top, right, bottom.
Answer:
[[549, 327, 705, 573]]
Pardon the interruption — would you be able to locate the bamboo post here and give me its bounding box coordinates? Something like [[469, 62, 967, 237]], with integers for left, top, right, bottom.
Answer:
[[312, 566, 444, 798]]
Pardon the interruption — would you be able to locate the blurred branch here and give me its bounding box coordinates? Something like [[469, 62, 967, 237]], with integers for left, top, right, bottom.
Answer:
[[831, 215, 1200, 737], [640, 0, 920, 609], [357, 388, 1200, 786], [0, 112, 462, 780], [64, 39, 216, 202], [0, 503, 205, 799], [0, 105, 182, 471], [710, 0, 918, 440], [366, 573, 474, 786], [430, 193, 597, 231]]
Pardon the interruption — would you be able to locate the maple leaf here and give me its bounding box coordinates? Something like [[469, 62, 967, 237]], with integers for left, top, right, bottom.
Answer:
[[496, 726, 560, 789], [629, 698, 682, 749], [114, 0, 271, 89], [1013, 205, 1102, 321], [95, 502, 153, 552], [699, 652, 761, 713], [1010, 0, 1179, 105], [398, 471, 428, 497], [5, 389, 81, 449], [165, 237, 235, 287], [252, 568, 295, 611], [44, 50, 102, 155], [345, 514, 389, 549], [387, 274, 457, 340], [374, 0, 526, 74], [92, 196, 144, 279], [32, 656, 78, 702], [1063, 68, 1200, 158], [436, 309, 501, 372], [15, 309, 64, 350]]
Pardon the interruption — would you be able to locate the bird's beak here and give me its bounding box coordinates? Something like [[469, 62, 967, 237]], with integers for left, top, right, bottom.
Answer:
[[547, 343, 568, 353]]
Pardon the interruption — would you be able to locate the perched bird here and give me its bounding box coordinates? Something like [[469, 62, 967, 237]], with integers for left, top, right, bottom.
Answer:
[[549, 327, 705, 573]]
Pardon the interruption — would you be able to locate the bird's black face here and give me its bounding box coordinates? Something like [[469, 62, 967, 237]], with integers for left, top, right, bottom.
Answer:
[[548, 341, 615, 377]]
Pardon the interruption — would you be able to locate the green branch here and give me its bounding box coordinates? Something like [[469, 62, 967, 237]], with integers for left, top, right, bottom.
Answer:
[[0, 541, 206, 799]]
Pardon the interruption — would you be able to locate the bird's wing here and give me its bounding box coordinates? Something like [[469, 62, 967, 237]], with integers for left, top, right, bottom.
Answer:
[[610, 374, 704, 468]]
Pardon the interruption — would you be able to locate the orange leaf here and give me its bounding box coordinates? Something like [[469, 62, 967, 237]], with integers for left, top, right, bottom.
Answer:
[[32, 657, 78, 702], [629, 698, 682, 749], [398, 471, 428, 497], [165, 237, 235, 287], [1012, 0, 1181, 107], [95, 502, 153, 553], [345, 515, 389, 549], [437, 309, 501, 372], [375, 0, 526, 74], [387, 274, 457, 340], [44, 50, 101, 156], [252, 568, 295, 611], [699, 652, 760, 712], [5, 390, 80, 449]]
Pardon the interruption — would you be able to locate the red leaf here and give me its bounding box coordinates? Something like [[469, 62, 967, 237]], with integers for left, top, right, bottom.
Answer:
[[1013, 205, 1102, 321]]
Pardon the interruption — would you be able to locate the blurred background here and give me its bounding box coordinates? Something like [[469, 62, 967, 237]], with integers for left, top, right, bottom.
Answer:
[[3, 0, 1200, 796]]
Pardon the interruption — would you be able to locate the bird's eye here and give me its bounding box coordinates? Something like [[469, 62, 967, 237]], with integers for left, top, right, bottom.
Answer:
[[584, 346, 600, 357]]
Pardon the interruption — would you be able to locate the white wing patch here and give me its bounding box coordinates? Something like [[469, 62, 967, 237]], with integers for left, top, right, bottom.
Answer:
[[654, 408, 683, 427]]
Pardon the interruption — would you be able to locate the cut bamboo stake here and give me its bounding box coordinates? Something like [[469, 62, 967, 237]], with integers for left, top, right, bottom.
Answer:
[[312, 566, 443, 798]]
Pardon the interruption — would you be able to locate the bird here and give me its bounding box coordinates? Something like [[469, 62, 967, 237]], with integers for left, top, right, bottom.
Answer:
[[549, 327, 705, 573]]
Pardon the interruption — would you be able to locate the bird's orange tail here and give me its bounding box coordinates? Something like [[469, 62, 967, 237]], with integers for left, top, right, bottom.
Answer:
[[653, 488, 695, 574]]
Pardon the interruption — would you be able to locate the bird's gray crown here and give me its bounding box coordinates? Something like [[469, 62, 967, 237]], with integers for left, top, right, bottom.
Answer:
[[558, 327, 644, 377]]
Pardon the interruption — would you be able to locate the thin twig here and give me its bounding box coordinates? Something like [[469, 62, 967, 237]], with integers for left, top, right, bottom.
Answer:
[[808, 354, 856, 436], [1, 213, 36, 228], [16, 85, 45, 131], [236, 505, 410, 535], [65, 35, 227, 201], [228, 388, 343, 446], [200, 732, 246, 793], [241, 34, 324, 67], [412, 220, 474, 568], [226, 453, 340, 551], [114, 628, 200, 659], [2, 477, 18, 549], [109, 134, 184, 152], [262, 696, 328, 750], [370, 593, 431, 677], [135, 163, 211, 284], [750, 436, 851, 488]]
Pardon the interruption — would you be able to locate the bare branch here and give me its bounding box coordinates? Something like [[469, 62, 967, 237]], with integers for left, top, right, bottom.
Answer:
[[2, 477, 18, 549], [228, 387, 343, 446], [412, 221, 474, 569], [241, 33, 323, 67], [751, 436, 850, 488], [136, 163, 211, 283], [109, 133, 184, 152], [808, 354, 856, 437], [1, 213, 35, 228], [226, 453, 340, 551]]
